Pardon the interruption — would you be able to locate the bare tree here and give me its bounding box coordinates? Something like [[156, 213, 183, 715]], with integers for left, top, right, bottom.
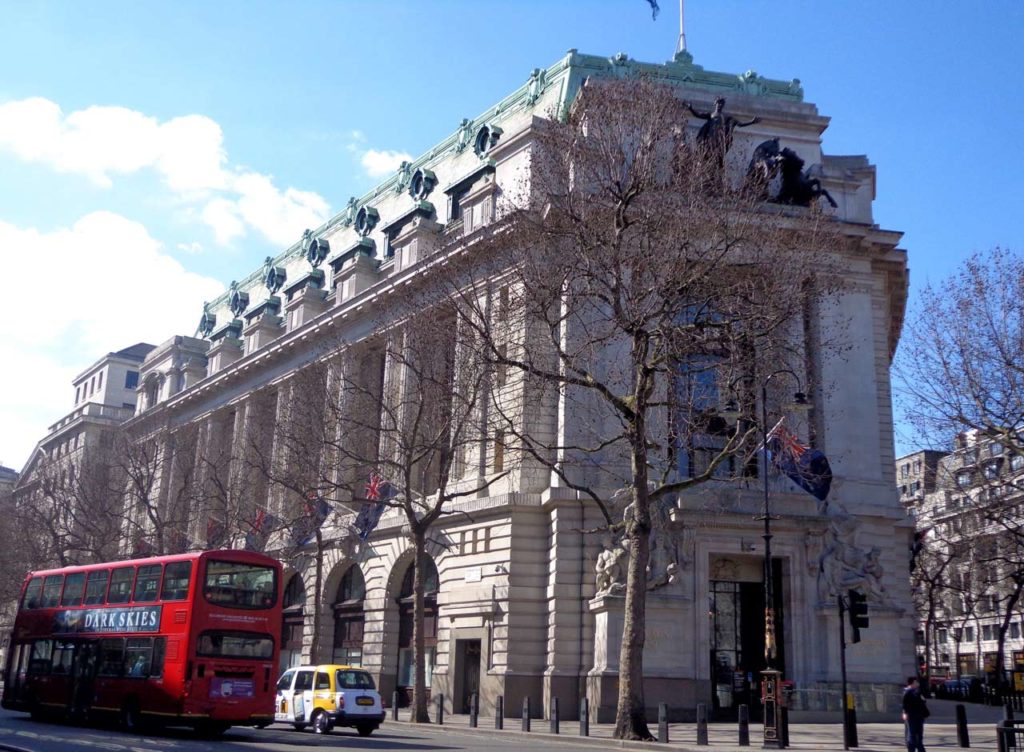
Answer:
[[442, 78, 839, 739]]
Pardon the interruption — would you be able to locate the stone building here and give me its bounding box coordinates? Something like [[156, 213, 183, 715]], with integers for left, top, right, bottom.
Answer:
[[901, 434, 1024, 684], [121, 50, 912, 719]]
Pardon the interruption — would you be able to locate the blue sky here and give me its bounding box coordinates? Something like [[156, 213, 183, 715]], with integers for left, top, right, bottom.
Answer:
[[0, 0, 1021, 468]]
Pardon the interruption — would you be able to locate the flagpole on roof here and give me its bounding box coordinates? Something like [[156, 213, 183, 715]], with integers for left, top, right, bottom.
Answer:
[[676, 0, 686, 55]]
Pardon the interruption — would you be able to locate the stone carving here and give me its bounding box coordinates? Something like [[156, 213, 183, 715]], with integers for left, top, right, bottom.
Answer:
[[340, 197, 359, 227], [394, 161, 412, 194], [474, 124, 503, 157], [228, 281, 249, 318], [409, 168, 438, 201], [595, 535, 626, 596], [817, 508, 890, 605], [616, 494, 686, 592], [355, 206, 380, 238], [263, 256, 286, 294], [525, 67, 547, 106], [747, 138, 837, 208], [685, 96, 760, 169], [711, 558, 739, 581], [455, 118, 474, 153], [804, 529, 825, 575], [738, 70, 767, 96]]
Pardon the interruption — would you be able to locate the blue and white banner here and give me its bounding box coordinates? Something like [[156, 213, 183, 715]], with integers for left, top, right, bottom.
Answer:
[[53, 605, 162, 634]]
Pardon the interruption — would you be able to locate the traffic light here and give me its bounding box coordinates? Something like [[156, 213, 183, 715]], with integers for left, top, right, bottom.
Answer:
[[848, 589, 869, 643]]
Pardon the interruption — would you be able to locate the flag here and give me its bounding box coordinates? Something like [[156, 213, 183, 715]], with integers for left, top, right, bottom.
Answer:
[[245, 507, 277, 551], [645, 0, 660, 20], [354, 472, 397, 542], [206, 516, 226, 548], [292, 492, 332, 547], [766, 418, 832, 502]]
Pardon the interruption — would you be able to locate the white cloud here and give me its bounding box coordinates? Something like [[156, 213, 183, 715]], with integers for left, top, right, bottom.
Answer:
[[0, 211, 224, 468], [361, 148, 414, 178], [176, 241, 204, 255], [0, 97, 329, 246]]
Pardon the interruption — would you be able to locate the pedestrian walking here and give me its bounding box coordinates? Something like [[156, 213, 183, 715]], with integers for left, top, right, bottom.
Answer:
[[902, 676, 930, 752]]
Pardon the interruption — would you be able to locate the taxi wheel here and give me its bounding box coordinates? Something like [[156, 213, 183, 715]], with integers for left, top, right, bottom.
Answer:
[[356, 724, 375, 737], [292, 722, 307, 731], [312, 710, 332, 735]]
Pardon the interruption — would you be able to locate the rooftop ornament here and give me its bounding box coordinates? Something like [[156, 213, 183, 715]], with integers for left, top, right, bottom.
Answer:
[[197, 302, 216, 338], [302, 228, 331, 268], [474, 123, 503, 157], [355, 206, 380, 238], [409, 168, 438, 201], [263, 256, 287, 294], [228, 281, 249, 318]]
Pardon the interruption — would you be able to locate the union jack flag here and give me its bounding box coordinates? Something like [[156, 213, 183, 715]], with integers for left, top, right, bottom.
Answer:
[[355, 472, 397, 541], [766, 418, 832, 503]]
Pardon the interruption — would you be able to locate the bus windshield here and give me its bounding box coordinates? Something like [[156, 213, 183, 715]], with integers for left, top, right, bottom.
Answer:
[[203, 560, 277, 609]]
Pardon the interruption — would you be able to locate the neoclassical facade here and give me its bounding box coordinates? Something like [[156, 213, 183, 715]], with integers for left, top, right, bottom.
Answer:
[[124, 50, 912, 720]]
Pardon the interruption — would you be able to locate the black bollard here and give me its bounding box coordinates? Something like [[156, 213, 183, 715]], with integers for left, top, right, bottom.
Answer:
[[1005, 702, 1015, 721], [696, 702, 708, 746], [435, 693, 444, 725], [522, 696, 531, 732], [470, 692, 478, 728], [658, 702, 669, 743], [738, 703, 750, 746], [579, 697, 590, 736], [780, 706, 790, 749], [392, 691, 400, 721], [495, 695, 504, 730], [550, 697, 559, 734], [956, 703, 970, 747]]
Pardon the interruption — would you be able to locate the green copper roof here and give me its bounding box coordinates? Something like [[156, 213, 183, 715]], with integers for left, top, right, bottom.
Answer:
[[206, 50, 805, 312]]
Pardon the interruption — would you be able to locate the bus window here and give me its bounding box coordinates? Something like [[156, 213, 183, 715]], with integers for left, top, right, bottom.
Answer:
[[160, 562, 192, 601], [51, 641, 74, 675], [61, 573, 85, 606], [125, 638, 153, 677], [41, 576, 63, 607], [98, 638, 125, 676], [107, 567, 135, 604], [22, 577, 42, 610], [84, 570, 109, 605], [150, 637, 166, 678], [133, 565, 162, 603], [196, 630, 275, 660], [204, 560, 277, 609], [28, 640, 53, 675]]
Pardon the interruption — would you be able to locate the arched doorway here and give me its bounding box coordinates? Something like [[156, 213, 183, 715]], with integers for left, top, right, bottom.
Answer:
[[332, 566, 366, 666], [396, 557, 438, 706], [281, 573, 306, 672]]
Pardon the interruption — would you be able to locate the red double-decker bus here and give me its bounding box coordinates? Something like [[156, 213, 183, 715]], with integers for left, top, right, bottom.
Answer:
[[2, 549, 282, 736]]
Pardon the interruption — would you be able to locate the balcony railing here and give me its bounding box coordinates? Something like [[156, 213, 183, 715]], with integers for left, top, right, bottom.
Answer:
[[48, 402, 135, 431]]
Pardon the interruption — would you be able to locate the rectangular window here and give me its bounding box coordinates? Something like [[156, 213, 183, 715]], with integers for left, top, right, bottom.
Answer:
[[51, 640, 74, 675], [449, 186, 470, 222], [966, 626, 975, 642], [957, 472, 972, 488], [901, 464, 910, 479], [125, 637, 154, 677], [204, 560, 277, 610], [982, 625, 994, 641], [938, 628, 949, 644], [315, 671, 331, 690], [97, 371, 103, 390], [161, 561, 192, 600], [22, 577, 43, 610], [107, 567, 135, 604], [293, 670, 314, 691], [1014, 623, 1022, 640], [98, 638, 125, 677], [133, 564, 162, 602], [75, 386, 81, 403], [914, 460, 923, 472], [335, 669, 375, 689], [42, 575, 64, 608], [150, 637, 166, 678], [196, 630, 275, 659], [125, 371, 139, 389], [397, 646, 435, 687], [61, 572, 85, 606], [28, 640, 53, 675], [84, 570, 109, 605]]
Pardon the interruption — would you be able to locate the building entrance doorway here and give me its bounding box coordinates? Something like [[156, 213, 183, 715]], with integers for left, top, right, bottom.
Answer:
[[455, 639, 481, 713], [709, 560, 785, 719]]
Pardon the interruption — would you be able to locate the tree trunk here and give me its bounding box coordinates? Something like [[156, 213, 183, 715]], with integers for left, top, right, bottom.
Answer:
[[613, 425, 653, 741], [411, 531, 431, 723], [309, 529, 325, 662]]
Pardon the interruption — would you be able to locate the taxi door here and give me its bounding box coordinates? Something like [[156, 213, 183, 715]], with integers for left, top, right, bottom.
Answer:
[[291, 669, 315, 726], [274, 669, 296, 723]]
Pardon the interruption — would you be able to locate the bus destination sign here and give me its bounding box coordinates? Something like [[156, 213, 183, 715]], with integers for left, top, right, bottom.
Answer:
[[53, 605, 163, 634]]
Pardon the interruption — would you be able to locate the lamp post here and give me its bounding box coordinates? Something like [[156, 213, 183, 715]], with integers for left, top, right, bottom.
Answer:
[[758, 372, 807, 749]]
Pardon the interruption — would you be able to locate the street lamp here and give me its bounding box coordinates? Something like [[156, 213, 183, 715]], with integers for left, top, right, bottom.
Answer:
[[758, 371, 808, 749]]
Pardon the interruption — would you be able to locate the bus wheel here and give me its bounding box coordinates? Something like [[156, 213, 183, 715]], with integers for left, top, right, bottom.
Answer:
[[196, 721, 230, 737], [312, 710, 331, 734], [119, 702, 143, 733]]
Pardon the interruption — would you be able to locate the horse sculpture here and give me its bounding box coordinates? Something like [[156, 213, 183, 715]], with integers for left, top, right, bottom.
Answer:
[[746, 138, 838, 208]]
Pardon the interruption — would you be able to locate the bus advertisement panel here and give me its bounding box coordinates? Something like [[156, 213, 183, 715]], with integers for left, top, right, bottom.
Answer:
[[1, 549, 282, 736]]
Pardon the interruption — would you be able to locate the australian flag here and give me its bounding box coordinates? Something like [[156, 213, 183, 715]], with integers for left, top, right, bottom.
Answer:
[[245, 507, 277, 551], [354, 472, 397, 542], [766, 418, 832, 502], [292, 492, 332, 547]]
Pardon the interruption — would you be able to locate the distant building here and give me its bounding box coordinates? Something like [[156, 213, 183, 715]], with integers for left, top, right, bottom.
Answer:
[[901, 432, 1024, 683]]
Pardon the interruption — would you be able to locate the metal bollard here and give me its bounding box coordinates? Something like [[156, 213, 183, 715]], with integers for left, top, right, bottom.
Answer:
[[550, 697, 559, 734], [696, 702, 708, 746], [522, 696, 531, 732], [658, 702, 669, 743], [470, 692, 478, 728], [956, 703, 970, 747], [780, 706, 790, 749], [495, 695, 504, 730], [1006, 702, 1016, 721], [392, 691, 400, 721], [737, 703, 750, 746], [998, 719, 1011, 752], [435, 693, 444, 725], [844, 704, 859, 749], [579, 697, 590, 736]]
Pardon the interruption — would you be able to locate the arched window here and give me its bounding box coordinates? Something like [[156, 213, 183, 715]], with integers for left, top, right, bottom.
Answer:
[[280, 574, 306, 672], [332, 567, 366, 666], [396, 557, 439, 699]]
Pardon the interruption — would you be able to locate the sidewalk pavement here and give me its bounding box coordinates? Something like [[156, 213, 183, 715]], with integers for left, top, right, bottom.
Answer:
[[391, 699, 1004, 750]]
